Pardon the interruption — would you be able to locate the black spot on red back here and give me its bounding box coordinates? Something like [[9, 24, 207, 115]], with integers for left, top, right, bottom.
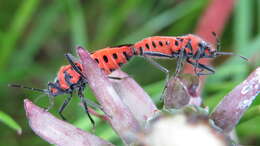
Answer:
[[123, 52, 131, 60], [145, 43, 150, 49], [103, 55, 108, 63], [95, 58, 99, 63], [112, 53, 118, 59], [175, 41, 179, 46], [152, 41, 156, 48], [159, 41, 163, 47]]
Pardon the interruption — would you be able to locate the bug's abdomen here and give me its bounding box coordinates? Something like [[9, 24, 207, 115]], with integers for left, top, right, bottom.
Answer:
[[91, 45, 134, 74], [134, 36, 183, 57]]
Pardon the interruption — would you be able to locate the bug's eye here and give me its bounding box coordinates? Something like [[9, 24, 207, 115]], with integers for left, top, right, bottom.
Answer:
[[198, 43, 203, 48]]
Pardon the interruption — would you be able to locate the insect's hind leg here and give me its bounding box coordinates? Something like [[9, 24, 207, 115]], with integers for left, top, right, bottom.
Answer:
[[196, 63, 215, 75], [78, 87, 95, 127], [144, 57, 170, 100], [144, 57, 170, 82], [58, 93, 72, 121], [175, 47, 186, 77], [108, 76, 130, 80], [186, 58, 215, 76]]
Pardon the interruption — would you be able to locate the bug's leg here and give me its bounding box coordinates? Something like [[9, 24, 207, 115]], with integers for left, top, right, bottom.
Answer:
[[175, 47, 186, 76], [108, 76, 122, 80], [144, 56, 170, 101], [108, 76, 130, 80], [79, 88, 111, 118], [144, 57, 170, 82], [82, 96, 103, 111], [78, 88, 95, 127], [193, 43, 205, 75], [186, 58, 202, 76], [196, 63, 215, 75], [186, 58, 215, 76], [58, 93, 72, 121], [142, 51, 171, 87], [143, 51, 173, 58]]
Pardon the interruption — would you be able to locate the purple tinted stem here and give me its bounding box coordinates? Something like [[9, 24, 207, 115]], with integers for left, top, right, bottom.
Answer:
[[24, 99, 113, 146], [211, 67, 260, 133], [77, 47, 141, 144], [109, 70, 158, 125]]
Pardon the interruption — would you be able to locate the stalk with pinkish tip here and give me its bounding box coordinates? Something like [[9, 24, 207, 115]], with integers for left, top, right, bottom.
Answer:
[[24, 99, 114, 146], [109, 70, 158, 125], [211, 67, 260, 133], [76, 46, 141, 144]]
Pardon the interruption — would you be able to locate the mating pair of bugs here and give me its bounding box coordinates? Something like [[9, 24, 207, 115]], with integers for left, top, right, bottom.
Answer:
[[10, 33, 247, 126]]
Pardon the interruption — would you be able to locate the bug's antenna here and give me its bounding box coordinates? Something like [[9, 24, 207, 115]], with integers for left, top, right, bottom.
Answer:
[[8, 84, 48, 93], [212, 32, 221, 52], [215, 52, 248, 61], [211, 32, 248, 61], [67, 47, 73, 54]]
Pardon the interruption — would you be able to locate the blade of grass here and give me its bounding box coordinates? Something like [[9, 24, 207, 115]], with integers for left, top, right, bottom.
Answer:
[[65, 0, 88, 48], [236, 116, 260, 137], [119, 0, 204, 43], [258, 0, 260, 34], [240, 105, 260, 123], [93, 0, 141, 47], [7, 1, 64, 82], [204, 81, 240, 93], [0, 0, 40, 69], [234, 0, 252, 49], [0, 110, 22, 134]]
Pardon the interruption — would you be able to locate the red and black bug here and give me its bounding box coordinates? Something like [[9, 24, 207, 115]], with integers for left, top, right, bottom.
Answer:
[[132, 32, 247, 77], [129, 33, 248, 98], [9, 44, 135, 126]]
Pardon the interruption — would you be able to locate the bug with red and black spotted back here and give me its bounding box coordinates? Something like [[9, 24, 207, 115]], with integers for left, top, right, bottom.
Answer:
[[9, 44, 135, 127], [130, 33, 248, 99], [90, 44, 134, 75], [132, 32, 247, 77]]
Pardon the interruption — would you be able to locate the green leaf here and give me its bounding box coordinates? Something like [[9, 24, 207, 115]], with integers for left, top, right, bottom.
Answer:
[[66, 0, 88, 48], [6, 1, 64, 83], [234, 0, 252, 49], [237, 116, 260, 138], [258, 0, 260, 33], [240, 104, 260, 123], [119, 0, 204, 43], [0, 110, 22, 134], [0, 0, 40, 69], [93, 0, 141, 47]]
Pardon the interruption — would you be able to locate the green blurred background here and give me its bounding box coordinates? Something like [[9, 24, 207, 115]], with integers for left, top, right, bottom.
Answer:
[[0, 0, 259, 145]]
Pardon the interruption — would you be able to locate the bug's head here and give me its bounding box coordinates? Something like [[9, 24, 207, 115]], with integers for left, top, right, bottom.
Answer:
[[188, 34, 215, 57], [197, 40, 215, 57], [47, 81, 64, 97]]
